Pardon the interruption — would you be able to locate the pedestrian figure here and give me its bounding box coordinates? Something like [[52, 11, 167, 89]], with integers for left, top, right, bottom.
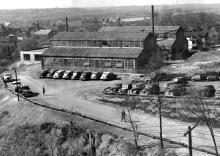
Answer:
[[121, 110, 126, 122], [42, 86, 45, 95]]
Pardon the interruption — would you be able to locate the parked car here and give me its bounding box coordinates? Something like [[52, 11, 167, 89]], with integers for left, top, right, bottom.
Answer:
[[167, 77, 187, 87], [15, 85, 30, 94], [128, 83, 145, 95], [71, 72, 82, 80], [100, 72, 117, 81], [21, 90, 39, 98], [62, 71, 73, 79], [191, 74, 201, 81], [46, 69, 57, 78], [165, 84, 187, 97], [118, 83, 132, 95], [80, 72, 92, 81], [91, 72, 103, 80], [139, 83, 160, 96], [53, 70, 65, 79], [3, 73, 12, 82], [206, 75, 218, 81], [38, 69, 50, 78], [11, 81, 21, 86], [104, 83, 122, 94]]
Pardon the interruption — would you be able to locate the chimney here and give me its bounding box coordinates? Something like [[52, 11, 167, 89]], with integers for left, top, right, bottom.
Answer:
[[151, 5, 154, 35], [66, 16, 69, 32]]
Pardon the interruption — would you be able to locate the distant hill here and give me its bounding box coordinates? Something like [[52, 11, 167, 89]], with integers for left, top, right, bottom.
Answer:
[[1, 4, 220, 26]]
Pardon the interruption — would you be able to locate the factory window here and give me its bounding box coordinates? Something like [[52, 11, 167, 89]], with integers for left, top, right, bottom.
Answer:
[[23, 54, 30, 61], [105, 61, 112, 67], [34, 54, 41, 61], [102, 41, 108, 46], [83, 62, 90, 67], [116, 60, 123, 68]]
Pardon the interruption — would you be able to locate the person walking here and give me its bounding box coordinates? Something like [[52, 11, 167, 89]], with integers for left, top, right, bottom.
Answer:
[[42, 86, 45, 95], [121, 110, 126, 122]]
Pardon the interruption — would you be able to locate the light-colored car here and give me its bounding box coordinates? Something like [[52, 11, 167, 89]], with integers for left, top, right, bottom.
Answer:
[[53, 70, 65, 79], [191, 74, 201, 81], [62, 71, 73, 79], [3, 73, 12, 82]]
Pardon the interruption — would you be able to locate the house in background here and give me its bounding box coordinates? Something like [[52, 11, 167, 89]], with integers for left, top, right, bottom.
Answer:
[[20, 48, 48, 64], [55, 19, 84, 32], [34, 29, 55, 46], [207, 26, 220, 46]]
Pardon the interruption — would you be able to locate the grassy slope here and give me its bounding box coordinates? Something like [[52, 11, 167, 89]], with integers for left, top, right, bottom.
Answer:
[[162, 50, 220, 75]]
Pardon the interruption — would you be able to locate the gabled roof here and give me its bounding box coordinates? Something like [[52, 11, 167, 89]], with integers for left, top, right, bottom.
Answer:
[[51, 32, 149, 41], [98, 26, 180, 34], [42, 47, 143, 59], [35, 30, 52, 35]]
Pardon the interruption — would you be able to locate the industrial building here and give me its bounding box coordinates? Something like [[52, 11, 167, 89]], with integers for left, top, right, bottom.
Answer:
[[20, 48, 48, 65], [41, 25, 187, 73], [41, 30, 158, 73]]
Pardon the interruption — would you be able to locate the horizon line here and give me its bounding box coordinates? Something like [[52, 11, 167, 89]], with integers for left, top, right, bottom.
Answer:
[[0, 3, 220, 10]]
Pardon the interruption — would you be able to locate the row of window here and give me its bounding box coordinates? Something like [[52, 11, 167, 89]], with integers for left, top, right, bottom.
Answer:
[[23, 54, 41, 61], [51, 40, 143, 48], [43, 57, 135, 69]]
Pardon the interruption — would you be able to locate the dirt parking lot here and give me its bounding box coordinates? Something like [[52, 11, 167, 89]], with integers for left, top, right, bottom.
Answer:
[[6, 64, 220, 154]]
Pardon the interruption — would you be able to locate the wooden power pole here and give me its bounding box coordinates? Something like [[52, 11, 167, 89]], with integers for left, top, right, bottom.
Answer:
[[188, 126, 193, 156], [14, 68, 19, 101], [151, 5, 163, 149]]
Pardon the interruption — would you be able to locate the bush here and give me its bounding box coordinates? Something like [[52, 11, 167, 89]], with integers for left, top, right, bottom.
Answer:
[[201, 85, 216, 97]]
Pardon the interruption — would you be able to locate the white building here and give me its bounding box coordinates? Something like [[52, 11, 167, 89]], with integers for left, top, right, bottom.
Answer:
[[20, 48, 48, 64]]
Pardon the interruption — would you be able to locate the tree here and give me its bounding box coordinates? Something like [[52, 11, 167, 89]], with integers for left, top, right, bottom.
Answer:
[[184, 89, 219, 156], [20, 38, 40, 51]]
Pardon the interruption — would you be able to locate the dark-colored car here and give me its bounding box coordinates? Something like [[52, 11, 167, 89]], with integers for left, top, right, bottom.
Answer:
[[80, 72, 92, 81], [22, 90, 39, 98], [38, 69, 50, 78], [206, 75, 218, 81], [71, 72, 82, 80], [15, 85, 30, 93], [90, 72, 103, 80], [46, 69, 57, 78], [100, 72, 117, 81], [104, 83, 122, 94]]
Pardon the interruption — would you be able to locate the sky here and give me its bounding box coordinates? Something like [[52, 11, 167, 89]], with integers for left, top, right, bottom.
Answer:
[[0, 0, 220, 9]]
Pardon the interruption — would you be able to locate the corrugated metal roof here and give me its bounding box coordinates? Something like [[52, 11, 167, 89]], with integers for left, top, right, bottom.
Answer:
[[35, 29, 51, 35], [98, 26, 180, 33], [51, 32, 148, 41], [42, 47, 143, 59]]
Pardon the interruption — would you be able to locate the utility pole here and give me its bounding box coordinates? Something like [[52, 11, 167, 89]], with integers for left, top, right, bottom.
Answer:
[[151, 5, 154, 35], [66, 16, 69, 32], [188, 126, 193, 156], [184, 123, 199, 156], [14, 68, 19, 101], [152, 5, 163, 149]]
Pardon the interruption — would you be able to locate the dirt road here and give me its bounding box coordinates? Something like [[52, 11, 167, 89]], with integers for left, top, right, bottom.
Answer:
[[17, 64, 220, 155]]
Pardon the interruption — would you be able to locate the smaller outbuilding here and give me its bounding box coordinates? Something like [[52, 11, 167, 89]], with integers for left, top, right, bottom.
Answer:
[[20, 48, 48, 65]]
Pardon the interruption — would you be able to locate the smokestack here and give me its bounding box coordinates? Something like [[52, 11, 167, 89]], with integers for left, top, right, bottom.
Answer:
[[66, 16, 69, 32], [151, 5, 154, 35]]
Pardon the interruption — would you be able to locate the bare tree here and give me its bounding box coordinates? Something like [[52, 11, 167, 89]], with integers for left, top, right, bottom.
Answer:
[[185, 89, 219, 156]]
